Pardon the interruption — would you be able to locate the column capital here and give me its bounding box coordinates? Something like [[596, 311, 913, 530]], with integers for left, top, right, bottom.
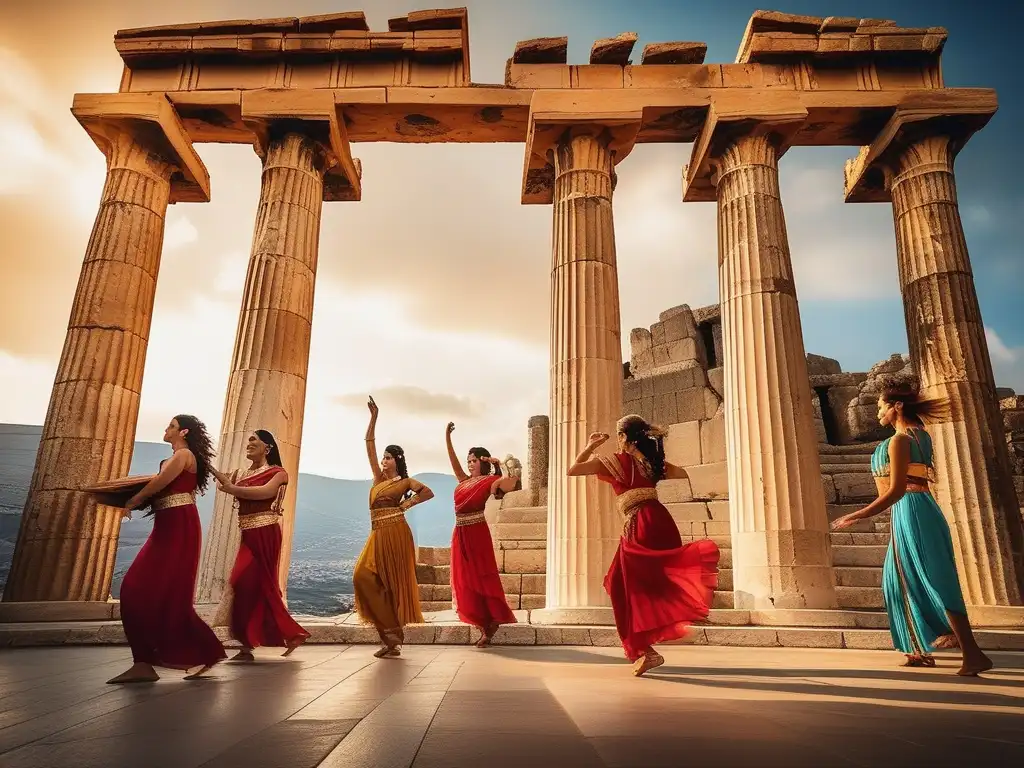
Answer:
[[71, 92, 210, 203], [682, 92, 807, 202], [843, 90, 997, 203], [240, 89, 362, 202], [521, 90, 641, 204]]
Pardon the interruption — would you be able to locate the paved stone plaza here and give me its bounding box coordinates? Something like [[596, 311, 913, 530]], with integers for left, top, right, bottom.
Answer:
[[0, 645, 1021, 767]]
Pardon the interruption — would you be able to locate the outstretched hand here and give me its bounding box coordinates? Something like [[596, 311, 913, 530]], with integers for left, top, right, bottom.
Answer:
[[587, 432, 610, 449], [368, 396, 379, 417], [831, 514, 857, 531]]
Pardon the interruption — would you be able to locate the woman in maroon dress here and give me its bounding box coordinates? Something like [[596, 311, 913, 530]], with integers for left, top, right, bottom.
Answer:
[[567, 414, 720, 676], [108, 415, 226, 684], [211, 430, 310, 661], [444, 422, 518, 647]]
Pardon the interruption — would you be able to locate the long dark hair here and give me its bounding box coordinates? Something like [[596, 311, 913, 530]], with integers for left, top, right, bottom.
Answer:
[[878, 374, 950, 426], [385, 444, 412, 500], [468, 446, 494, 475], [617, 414, 668, 482], [255, 429, 283, 467], [174, 414, 214, 494]]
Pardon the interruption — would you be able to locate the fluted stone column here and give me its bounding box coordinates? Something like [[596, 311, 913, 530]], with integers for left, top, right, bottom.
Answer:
[[196, 131, 329, 610], [890, 135, 1024, 606], [3, 130, 175, 602], [714, 134, 837, 610], [541, 131, 623, 618]]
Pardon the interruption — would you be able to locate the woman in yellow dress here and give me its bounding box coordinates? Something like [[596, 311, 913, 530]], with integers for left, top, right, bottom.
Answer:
[[353, 396, 434, 658]]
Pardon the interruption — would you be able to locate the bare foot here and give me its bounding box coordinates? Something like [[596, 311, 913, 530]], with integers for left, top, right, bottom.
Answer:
[[901, 655, 935, 668], [230, 650, 255, 663], [184, 663, 215, 680], [107, 663, 159, 684], [632, 651, 665, 677], [475, 623, 499, 648], [282, 638, 305, 657], [957, 654, 993, 677]]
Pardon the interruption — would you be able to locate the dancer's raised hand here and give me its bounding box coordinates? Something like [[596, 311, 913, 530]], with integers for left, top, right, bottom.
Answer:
[[587, 432, 610, 448], [446, 421, 455, 435], [367, 396, 379, 418]]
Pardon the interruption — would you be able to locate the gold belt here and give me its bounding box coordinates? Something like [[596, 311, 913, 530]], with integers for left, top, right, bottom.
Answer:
[[151, 492, 195, 511], [371, 506, 405, 530], [455, 512, 486, 527], [239, 513, 280, 530], [616, 487, 658, 537]]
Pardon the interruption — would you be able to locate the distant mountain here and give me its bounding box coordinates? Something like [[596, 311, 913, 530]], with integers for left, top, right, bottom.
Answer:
[[0, 424, 458, 616]]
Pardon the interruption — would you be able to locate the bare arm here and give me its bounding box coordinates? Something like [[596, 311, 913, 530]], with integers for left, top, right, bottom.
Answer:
[[485, 457, 518, 495], [566, 433, 612, 477], [445, 422, 469, 483], [663, 462, 689, 481], [833, 435, 909, 528], [401, 477, 434, 511], [220, 470, 288, 501], [125, 450, 190, 509], [365, 397, 382, 484]]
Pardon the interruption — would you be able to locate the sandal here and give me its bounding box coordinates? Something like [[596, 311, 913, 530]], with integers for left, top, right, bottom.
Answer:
[[902, 655, 936, 668]]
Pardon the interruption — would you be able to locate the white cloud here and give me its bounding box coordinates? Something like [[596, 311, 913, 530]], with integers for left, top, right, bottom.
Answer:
[[986, 326, 1018, 364], [163, 213, 199, 253], [0, 351, 55, 425]]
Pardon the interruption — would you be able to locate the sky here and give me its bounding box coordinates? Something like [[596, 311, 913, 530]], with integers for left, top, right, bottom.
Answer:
[[0, 0, 1021, 480]]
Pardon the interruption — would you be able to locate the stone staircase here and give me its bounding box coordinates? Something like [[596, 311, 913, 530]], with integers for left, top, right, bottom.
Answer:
[[417, 442, 891, 616]]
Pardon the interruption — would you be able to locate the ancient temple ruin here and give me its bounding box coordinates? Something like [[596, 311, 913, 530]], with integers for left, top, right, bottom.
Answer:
[[3, 8, 1022, 632]]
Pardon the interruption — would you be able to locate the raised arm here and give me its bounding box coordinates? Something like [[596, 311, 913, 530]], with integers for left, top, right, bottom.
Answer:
[[219, 469, 288, 501], [124, 449, 190, 510], [566, 432, 613, 477], [401, 477, 434, 512], [445, 422, 469, 483], [365, 396, 383, 484], [833, 434, 910, 530], [485, 457, 518, 495]]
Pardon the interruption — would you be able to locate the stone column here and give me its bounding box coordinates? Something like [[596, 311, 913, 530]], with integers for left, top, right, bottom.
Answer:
[[527, 415, 549, 491], [542, 131, 623, 617], [714, 134, 837, 610], [196, 130, 330, 609], [3, 130, 177, 602], [890, 135, 1024, 606]]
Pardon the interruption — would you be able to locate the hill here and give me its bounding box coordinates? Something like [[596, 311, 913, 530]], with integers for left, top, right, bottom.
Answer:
[[0, 424, 458, 615]]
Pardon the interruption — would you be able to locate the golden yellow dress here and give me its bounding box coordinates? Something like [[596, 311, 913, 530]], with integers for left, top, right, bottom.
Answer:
[[352, 477, 424, 640]]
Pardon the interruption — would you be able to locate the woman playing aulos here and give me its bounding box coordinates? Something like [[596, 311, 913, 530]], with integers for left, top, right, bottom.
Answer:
[[832, 376, 993, 676], [210, 429, 310, 662], [353, 396, 434, 658], [108, 415, 227, 684], [444, 421, 518, 647], [567, 415, 720, 677]]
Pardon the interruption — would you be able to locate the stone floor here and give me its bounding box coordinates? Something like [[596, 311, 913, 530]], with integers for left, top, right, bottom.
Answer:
[[0, 645, 1021, 768]]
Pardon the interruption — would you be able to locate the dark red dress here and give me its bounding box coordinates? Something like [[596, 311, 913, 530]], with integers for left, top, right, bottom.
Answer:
[[228, 466, 309, 649], [598, 453, 720, 661], [119, 469, 226, 669], [450, 474, 517, 629]]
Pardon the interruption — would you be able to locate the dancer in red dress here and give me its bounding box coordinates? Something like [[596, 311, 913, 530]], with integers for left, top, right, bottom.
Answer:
[[444, 422, 518, 647], [567, 414, 720, 676], [211, 429, 310, 662], [108, 415, 226, 684]]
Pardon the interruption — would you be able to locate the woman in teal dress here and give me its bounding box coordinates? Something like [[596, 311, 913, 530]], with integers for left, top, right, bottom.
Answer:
[[832, 377, 992, 676]]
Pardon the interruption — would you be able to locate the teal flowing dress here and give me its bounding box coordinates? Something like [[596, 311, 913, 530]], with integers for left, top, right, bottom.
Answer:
[[874, 427, 967, 655]]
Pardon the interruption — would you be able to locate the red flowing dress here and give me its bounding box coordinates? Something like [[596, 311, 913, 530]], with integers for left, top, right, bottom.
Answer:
[[450, 474, 517, 629], [119, 469, 227, 669], [228, 466, 310, 650], [598, 453, 720, 661]]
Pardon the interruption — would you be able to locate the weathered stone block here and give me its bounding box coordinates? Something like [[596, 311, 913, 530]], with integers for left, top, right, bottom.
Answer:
[[822, 475, 837, 503], [653, 392, 678, 425], [806, 353, 842, 376], [500, 573, 522, 593], [503, 549, 546, 573], [521, 574, 546, 593], [521, 594, 546, 609], [659, 478, 693, 503], [676, 386, 707, 422], [665, 420, 701, 467], [687, 462, 729, 499], [707, 366, 725, 398], [700, 415, 726, 464], [834, 472, 878, 503]]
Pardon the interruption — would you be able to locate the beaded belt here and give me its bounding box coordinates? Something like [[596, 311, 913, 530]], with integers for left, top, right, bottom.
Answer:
[[370, 506, 405, 530], [616, 487, 658, 537], [455, 512, 486, 527], [239, 513, 280, 530], [151, 492, 195, 511]]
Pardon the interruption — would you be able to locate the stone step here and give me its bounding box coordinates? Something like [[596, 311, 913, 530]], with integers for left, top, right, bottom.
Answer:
[[415, 564, 451, 584], [8, 620, 1022, 652], [417, 546, 451, 566], [712, 591, 733, 609], [836, 586, 885, 609], [818, 454, 872, 466], [830, 531, 889, 545], [832, 545, 887, 567], [818, 443, 877, 456], [820, 463, 872, 474], [494, 507, 546, 525], [834, 566, 883, 587], [419, 584, 452, 602], [490, 522, 546, 541]]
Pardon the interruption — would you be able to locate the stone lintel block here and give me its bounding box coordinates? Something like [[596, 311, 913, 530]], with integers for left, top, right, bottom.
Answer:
[[640, 42, 707, 65], [71, 92, 210, 203], [844, 92, 998, 203], [512, 36, 568, 65], [590, 33, 638, 65], [683, 92, 808, 202]]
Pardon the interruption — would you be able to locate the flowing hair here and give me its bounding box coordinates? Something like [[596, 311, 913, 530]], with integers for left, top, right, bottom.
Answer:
[[385, 444, 413, 501], [468, 446, 495, 475], [877, 374, 951, 425], [255, 429, 284, 467], [617, 414, 669, 482], [174, 414, 215, 493]]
